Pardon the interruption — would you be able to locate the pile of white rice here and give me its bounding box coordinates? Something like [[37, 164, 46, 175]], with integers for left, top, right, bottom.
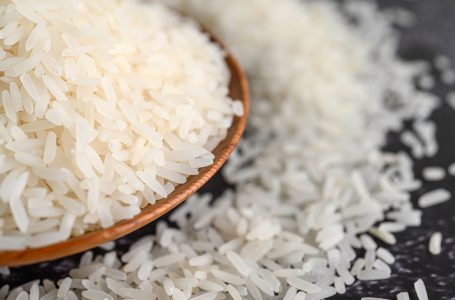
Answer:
[[0, 0, 447, 299], [0, 0, 240, 249]]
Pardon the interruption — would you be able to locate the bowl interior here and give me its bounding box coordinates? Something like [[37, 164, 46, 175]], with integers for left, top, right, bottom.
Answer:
[[0, 30, 249, 267]]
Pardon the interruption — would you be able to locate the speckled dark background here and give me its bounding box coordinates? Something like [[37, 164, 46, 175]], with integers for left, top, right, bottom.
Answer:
[[2, 0, 455, 299]]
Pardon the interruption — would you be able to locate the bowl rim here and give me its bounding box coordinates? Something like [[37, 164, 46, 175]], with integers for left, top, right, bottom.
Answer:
[[0, 27, 249, 267]]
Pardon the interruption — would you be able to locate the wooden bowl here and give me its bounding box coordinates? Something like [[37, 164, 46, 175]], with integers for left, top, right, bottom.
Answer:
[[0, 29, 249, 267]]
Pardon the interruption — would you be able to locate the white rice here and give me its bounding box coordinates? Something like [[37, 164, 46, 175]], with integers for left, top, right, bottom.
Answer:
[[357, 269, 391, 281], [360, 234, 377, 250], [153, 253, 186, 268], [448, 162, 455, 176], [350, 258, 366, 277], [211, 269, 245, 286], [191, 292, 218, 300], [286, 277, 322, 294], [0, 0, 238, 248], [373, 259, 392, 274], [414, 279, 428, 300], [369, 228, 397, 245], [429, 232, 442, 255], [376, 248, 395, 265], [418, 188, 451, 208], [0, 0, 446, 299], [400, 131, 424, 158], [378, 222, 407, 233], [334, 277, 346, 294], [365, 250, 376, 270], [56, 278, 71, 299], [397, 292, 410, 300], [397, 292, 411, 300], [226, 285, 242, 300], [422, 167, 445, 181], [226, 251, 250, 277]]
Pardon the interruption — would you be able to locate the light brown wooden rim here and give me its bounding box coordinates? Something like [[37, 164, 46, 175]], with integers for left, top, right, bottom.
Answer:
[[0, 29, 249, 267]]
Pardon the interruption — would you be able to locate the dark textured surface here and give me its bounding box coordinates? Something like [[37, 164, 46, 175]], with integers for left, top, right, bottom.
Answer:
[[2, 0, 455, 299], [342, 0, 455, 299]]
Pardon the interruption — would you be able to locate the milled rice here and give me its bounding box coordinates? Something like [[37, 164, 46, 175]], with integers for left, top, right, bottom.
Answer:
[[397, 292, 411, 300], [414, 279, 429, 300], [0, 0, 238, 248], [418, 188, 451, 208], [422, 166, 446, 181], [0, 0, 447, 299], [429, 232, 442, 255]]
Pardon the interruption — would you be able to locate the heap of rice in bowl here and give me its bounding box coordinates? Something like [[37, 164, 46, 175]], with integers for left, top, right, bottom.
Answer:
[[0, 0, 241, 249]]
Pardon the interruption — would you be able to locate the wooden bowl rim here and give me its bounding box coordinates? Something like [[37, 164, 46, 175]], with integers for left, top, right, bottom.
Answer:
[[0, 28, 249, 267]]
